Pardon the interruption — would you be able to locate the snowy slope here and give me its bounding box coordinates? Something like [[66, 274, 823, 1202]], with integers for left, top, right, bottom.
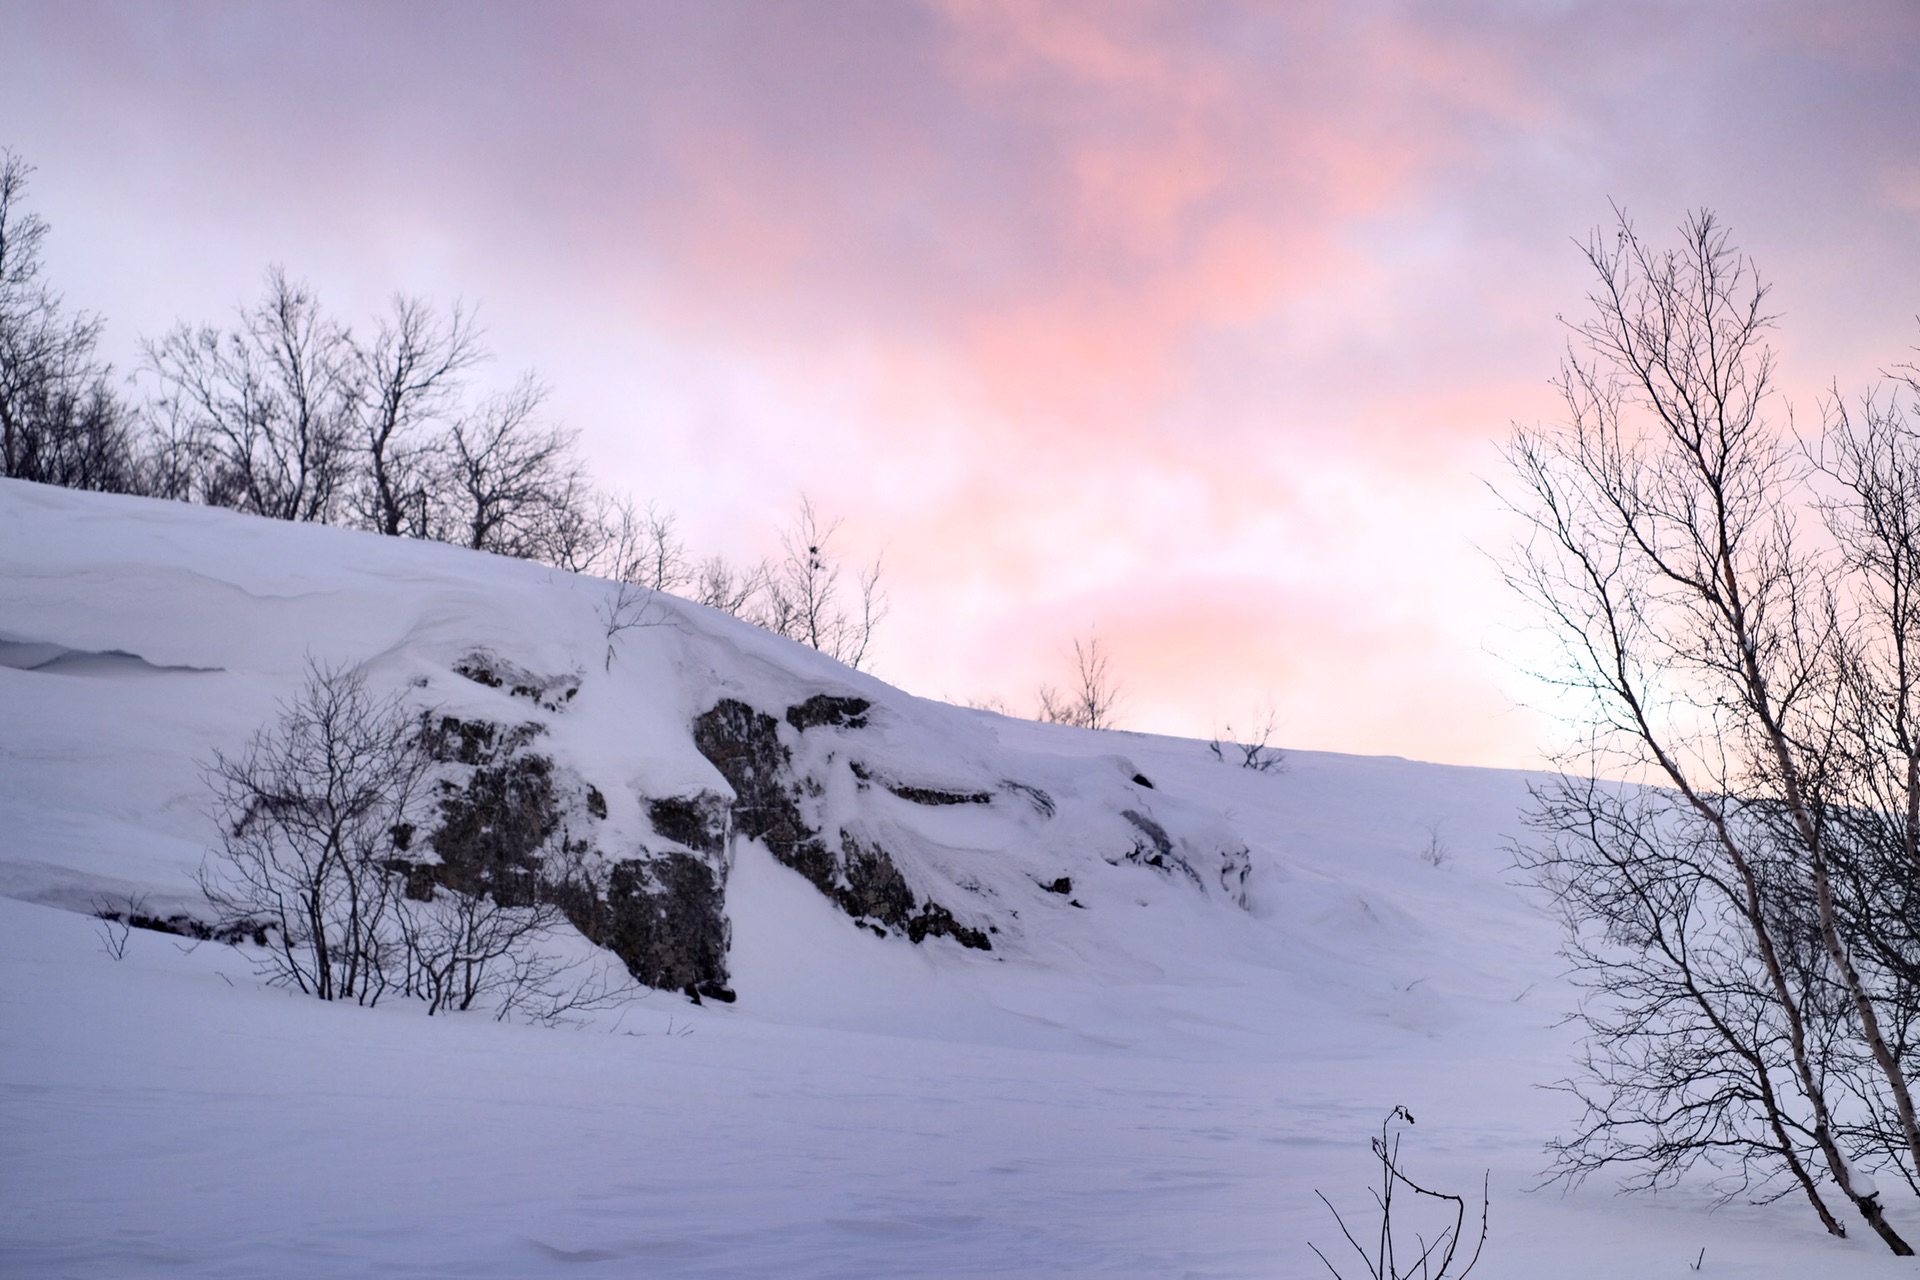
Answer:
[[0, 478, 1908, 1277]]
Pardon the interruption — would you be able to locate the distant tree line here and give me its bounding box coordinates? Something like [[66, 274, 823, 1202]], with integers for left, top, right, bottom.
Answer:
[[0, 148, 884, 669]]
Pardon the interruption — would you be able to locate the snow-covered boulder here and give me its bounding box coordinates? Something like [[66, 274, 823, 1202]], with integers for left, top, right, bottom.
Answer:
[[0, 479, 1255, 1002]]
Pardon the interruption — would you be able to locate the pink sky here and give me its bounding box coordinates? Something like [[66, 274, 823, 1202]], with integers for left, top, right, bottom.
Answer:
[[6, 0, 1919, 766]]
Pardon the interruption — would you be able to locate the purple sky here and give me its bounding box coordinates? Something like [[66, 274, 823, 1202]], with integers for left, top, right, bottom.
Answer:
[[7, 1, 1919, 765]]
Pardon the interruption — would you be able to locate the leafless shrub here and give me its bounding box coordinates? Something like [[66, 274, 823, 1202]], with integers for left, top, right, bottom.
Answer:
[[1418, 824, 1450, 868], [92, 894, 141, 961], [443, 375, 595, 562], [598, 578, 675, 670], [200, 659, 624, 1022], [1209, 702, 1286, 772], [200, 659, 430, 1003], [392, 876, 631, 1021], [691, 553, 768, 617], [599, 497, 692, 592], [1311, 1107, 1487, 1280], [1038, 633, 1124, 730]]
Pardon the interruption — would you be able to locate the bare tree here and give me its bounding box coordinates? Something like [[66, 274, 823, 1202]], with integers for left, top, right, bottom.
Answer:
[[1503, 208, 1920, 1251], [692, 553, 770, 617], [201, 660, 429, 1003], [758, 496, 887, 669], [597, 497, 693, 592], [1518, 776, 1847, 1232], [143, 267, 357, 521], [442, 374, 593, 560], [352, 295, 481, 537], [1038, 633, 1124, 730], [0, 149, 138, 492]]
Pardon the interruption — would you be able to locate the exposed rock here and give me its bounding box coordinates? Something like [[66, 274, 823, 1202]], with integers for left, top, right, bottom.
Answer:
[[423, 713, 542, 768], [837, 833, 918, 925], [692, 697, 992, 952], [593, 854, 733, 1002], [903, 900, 992, 950], [887, 783, 992, 806], [1116, 807, 1203, 890], [393, 684, 1248, 998], [423, 715, 559, 907], [452, 650, 580, 713], [785, 694, 871, 731], [1000, 781, 1056, 819], [95, 904, 267, 946], [451, 655, 503, 688], [411, 710, 735, 1000], [647, 792, 730, 858]]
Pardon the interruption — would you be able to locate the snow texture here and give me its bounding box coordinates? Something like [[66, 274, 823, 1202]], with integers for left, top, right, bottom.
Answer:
[[0, 478, 1908, 1276]]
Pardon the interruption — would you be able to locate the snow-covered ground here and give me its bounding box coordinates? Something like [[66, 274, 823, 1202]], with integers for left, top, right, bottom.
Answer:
[[0, 479, 1908, 1277]]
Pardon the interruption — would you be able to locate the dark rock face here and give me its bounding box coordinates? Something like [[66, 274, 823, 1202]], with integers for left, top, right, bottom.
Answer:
[[887, 783, 992, 806], [1117, 807, 1203, 890], [692, 696, 992, 952], [452, 650, 580, 713], [691, 699, 818, 866], [785, 694, 871, 731], [838, 834, 918, 924], [423, 716, 558, 907], [424, 713, 541, 768], [400, 680, 1246, 998], [411, 711, 735, 1000], [1002, 781, 1056, 819], [647, 792, 730, 858], [837, 833, 991, 950], [94, 904, 267, 946], [588, 854, 733, 1002], [904, 901, 991, 949]]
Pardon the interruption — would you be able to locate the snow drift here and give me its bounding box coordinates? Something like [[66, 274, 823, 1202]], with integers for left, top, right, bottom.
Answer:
[[0, 478, 1253, 1004], [9, 478, 1919, 1277]]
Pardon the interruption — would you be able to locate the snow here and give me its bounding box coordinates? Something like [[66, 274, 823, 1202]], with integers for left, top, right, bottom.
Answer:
[[0, 478, 1912, 1276]]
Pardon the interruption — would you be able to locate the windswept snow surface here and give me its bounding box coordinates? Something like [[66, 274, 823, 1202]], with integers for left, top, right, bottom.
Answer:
[[0, 479, 1908, 1277]]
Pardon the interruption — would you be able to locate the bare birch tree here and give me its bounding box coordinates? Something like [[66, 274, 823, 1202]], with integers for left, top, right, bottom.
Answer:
[[1504, 208, 1920, 1252]]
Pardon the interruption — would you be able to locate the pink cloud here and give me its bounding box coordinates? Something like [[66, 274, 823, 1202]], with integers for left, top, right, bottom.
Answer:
[[6, 1, 1918, 767]]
